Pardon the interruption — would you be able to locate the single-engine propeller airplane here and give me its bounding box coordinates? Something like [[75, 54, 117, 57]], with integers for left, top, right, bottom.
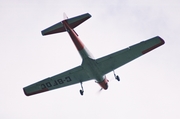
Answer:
[[23, 13, 165, 96]]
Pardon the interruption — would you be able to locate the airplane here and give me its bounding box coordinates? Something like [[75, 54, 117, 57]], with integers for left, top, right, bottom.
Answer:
[[23, 13, 165, 96]]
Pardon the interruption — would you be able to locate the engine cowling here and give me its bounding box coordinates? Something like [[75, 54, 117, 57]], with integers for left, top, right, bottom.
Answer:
[[98, 78, 109, 90]]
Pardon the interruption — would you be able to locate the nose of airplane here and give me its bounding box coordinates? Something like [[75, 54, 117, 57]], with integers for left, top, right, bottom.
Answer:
[[104, 78, 109, 90], [104, 82, 108, 90], [98, 78, 109, 90]]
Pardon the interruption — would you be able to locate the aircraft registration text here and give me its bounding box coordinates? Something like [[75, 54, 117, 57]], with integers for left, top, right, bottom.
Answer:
[[41, 76, 72, 89]]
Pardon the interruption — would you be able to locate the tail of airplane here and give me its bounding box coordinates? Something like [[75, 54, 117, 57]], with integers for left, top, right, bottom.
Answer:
[[41, 13, 91, 35]]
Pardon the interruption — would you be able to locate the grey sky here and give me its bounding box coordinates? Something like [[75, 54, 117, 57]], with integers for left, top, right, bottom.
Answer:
[[0, 0, 180, 119]]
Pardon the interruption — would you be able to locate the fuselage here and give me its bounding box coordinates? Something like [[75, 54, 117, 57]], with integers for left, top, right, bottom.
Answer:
[[62, 20, 108, 90]]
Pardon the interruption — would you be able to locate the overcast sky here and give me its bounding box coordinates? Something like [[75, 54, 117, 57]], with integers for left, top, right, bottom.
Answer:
[[1, 0, 180, 119]]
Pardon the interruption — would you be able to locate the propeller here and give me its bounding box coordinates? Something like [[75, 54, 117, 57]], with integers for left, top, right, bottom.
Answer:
[[97, 88, 103, 94]]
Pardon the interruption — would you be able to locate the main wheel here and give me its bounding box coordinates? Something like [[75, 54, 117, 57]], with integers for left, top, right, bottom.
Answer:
[[116, 75, 120, 81], [80, 90, 84, 95]]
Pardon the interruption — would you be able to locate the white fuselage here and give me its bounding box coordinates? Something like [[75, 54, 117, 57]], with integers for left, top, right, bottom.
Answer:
[[62, 20, 108, 89]]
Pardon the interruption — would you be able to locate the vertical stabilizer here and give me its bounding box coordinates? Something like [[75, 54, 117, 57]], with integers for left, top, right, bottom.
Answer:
[[63, 13, 68, 20]]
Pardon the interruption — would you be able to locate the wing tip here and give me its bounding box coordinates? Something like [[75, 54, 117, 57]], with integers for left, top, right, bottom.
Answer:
[[157, 36, 165, 45], [142, 36, 165, 54], [23, 88, 30, 96], [23, 87, 49, 96]]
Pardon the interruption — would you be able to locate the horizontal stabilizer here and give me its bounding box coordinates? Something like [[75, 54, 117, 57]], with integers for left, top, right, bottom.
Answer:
[[41, 13, 91, 35]]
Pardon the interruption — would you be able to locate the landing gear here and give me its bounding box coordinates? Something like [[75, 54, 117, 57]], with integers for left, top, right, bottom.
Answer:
[[80, 90, 84, 95], [113, 71, 120, 81], [115, 75, 120, 81], [79, 80, 84, 96]]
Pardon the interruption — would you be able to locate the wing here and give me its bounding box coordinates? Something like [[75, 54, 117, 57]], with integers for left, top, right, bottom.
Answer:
[[23, 66, 92, 96], [96, 36, 165, 75]]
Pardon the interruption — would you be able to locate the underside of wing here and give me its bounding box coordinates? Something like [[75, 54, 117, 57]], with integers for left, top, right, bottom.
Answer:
[[96, 36, 165, 74], [23, 66, 92, 96]]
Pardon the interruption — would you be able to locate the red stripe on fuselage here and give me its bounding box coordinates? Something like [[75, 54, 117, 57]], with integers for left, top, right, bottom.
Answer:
[[62, 21, 84, 51]]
